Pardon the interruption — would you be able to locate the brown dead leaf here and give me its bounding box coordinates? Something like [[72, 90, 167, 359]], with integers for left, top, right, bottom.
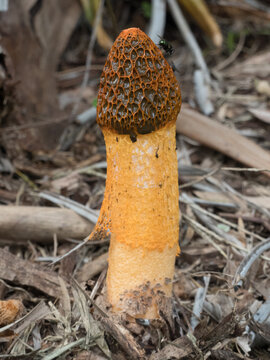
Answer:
[[245, 196, 270, 209]]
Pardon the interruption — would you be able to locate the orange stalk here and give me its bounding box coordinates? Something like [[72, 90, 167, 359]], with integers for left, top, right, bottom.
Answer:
[[91, 28, 181, 318]]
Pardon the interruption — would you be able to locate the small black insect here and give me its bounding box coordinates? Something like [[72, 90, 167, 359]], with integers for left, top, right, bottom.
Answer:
[[129, 132, 137, 143], [158, 36, 174, 57]]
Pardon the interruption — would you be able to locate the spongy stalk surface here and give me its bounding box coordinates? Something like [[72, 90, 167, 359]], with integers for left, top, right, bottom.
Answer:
[[104, 124, 180, 317]]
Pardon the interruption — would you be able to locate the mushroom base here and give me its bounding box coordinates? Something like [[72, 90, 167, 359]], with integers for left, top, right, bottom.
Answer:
[[107, 240, 178, 318]]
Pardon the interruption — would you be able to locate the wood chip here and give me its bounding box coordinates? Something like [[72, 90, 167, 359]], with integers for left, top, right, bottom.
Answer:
[[0, 248, 64, 298]]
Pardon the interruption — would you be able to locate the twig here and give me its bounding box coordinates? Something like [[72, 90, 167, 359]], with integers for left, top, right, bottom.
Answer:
[[42, 338, 85, 360], [182, 193, 244, 250], [50, 236, 89, 265], [71, 278, 108, 318], [214, 31, 246, 71], [222, 167, 270, 173], [185, 196, 237, 210], [219, 212, 270, 232], [1, 115, 70, 132], [233, 238, 270, 290], [75, 106, 97, 125], [186, 332, 204, 359], [167, 0, 210, 79], [179, 167, 219, 189], [180, 197, 266, 242], [177, 106, 270, 177], [167, 0, 214, 114], [209, 178, 270, 218], [199, 228, 227, 258], [38, 191, 99, 223], [148, 0, 166, 43], [182, 213, 247, 253]]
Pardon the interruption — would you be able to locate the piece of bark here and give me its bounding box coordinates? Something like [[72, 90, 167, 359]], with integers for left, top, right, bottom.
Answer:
[[177, 105, 270, 177], [0, 248, 63, 298], [0, 206, 93, 243], [0, 0, 81, 153], [149, 336, 194, 360], [76, 253, 108, 282], [100, 317, 146, 360], [150, 312, 243, 360], [210, 349, 247, 360]]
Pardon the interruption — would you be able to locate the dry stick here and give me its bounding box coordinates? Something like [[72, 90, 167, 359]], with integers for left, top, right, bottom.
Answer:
[[38, 191, 99, 223], [42, 338, 85, 360], [167, 0, 209, 78], [182, 213, 247, 253], [233, 238, 270, 290], [222, 167, 270, 173], [183, 214, 227, 259], [182, 213, 270, 264], [180, 197, 266, 242], [167, 0, 214, 115], [71, 281, 145, 359], [71, 278, 108, 318], [182, 193, 244, 250], [179, 167, 219, 189], [0, 206, 93, 243], [148, 0, 166, 43], [219, 212, 270, 233], [186, 199, 270, 263], [177, 105, 270, 178], [50, 235, 89, 265], [185, 196, 237, 210], [210, 177, 270, 218], [214, 31, 246, 71]]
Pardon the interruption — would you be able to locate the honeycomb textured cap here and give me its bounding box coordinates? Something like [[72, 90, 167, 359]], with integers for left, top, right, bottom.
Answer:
[[97, 28, 181, 135]]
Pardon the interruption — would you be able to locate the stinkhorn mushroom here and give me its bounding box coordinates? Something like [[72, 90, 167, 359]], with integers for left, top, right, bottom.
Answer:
[[91, 28, 181, 318]]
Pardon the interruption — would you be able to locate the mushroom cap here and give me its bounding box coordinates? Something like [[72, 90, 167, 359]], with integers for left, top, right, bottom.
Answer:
[[97, 28, 181, 135]]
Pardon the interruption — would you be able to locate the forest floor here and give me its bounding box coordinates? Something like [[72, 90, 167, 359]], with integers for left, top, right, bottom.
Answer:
[[0, 1, 270, 359]]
